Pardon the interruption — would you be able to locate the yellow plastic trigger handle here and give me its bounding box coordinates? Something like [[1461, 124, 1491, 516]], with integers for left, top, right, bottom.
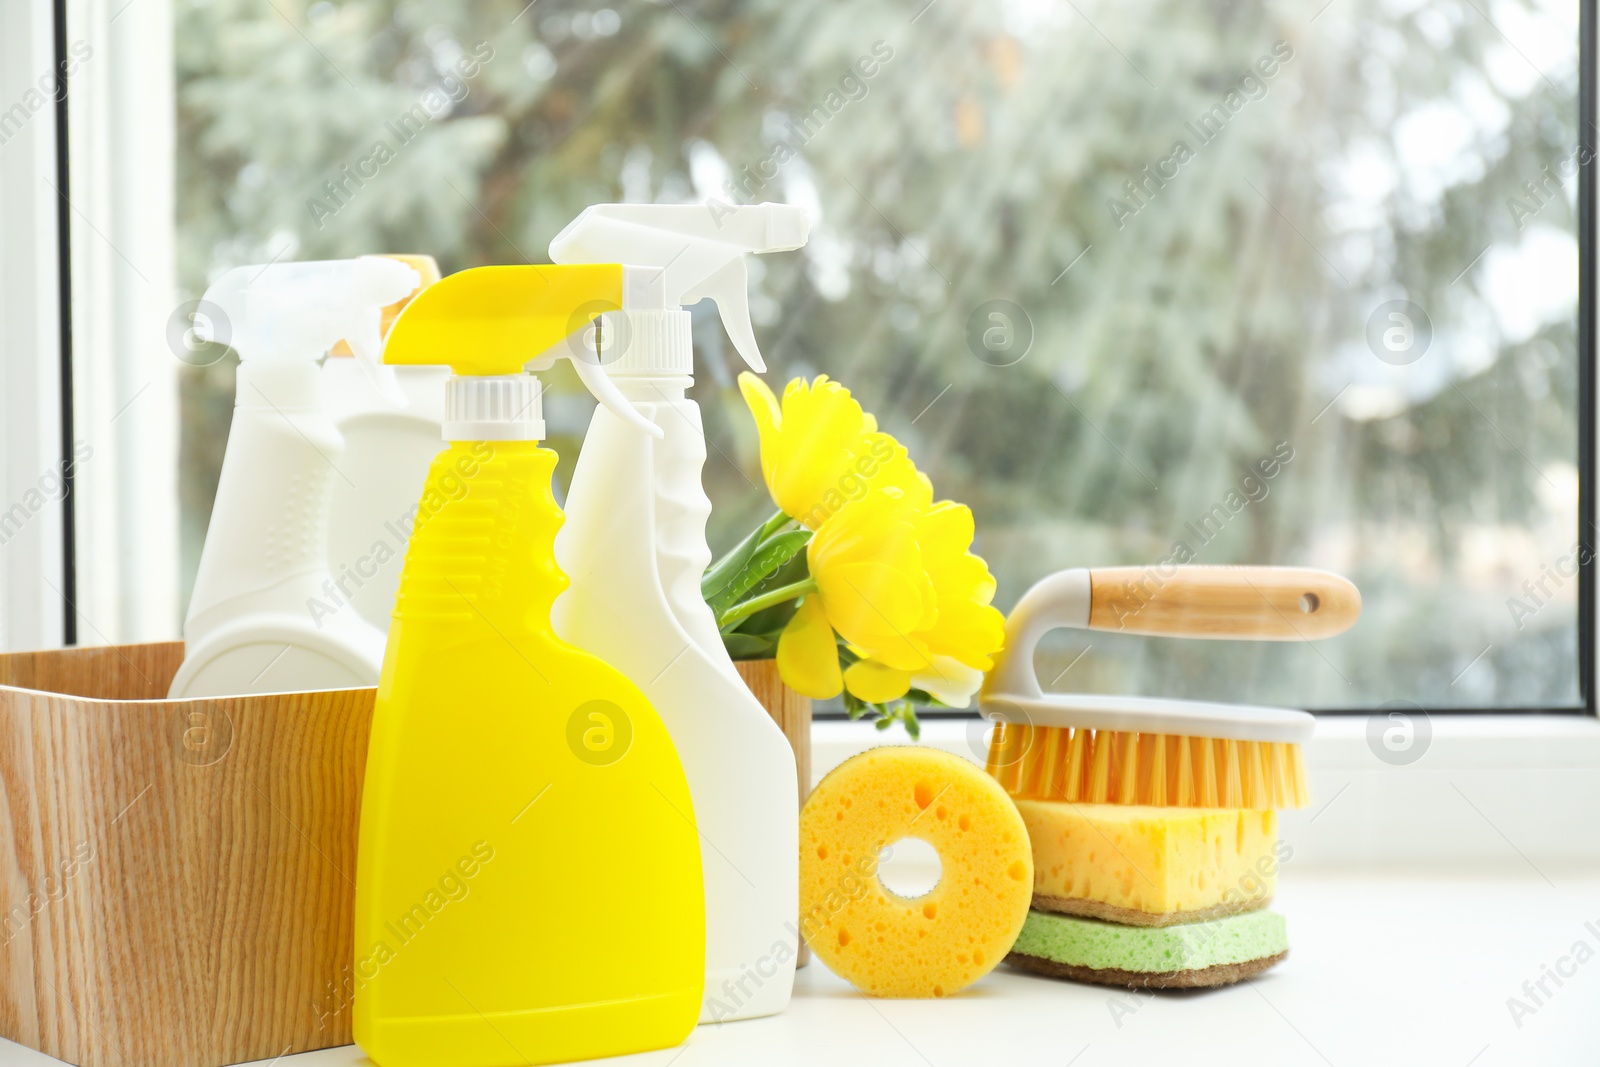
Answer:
[[383, 263, 624, 375]]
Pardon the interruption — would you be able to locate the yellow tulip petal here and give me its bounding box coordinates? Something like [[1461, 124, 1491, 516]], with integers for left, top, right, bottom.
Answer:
[[816, 561, 929, 645], [843, 659, 912, 704], [910, 657, 985, 708], [777, 596, 843, 699], [739, 371, 782, 438], [739, 372, 936, 530], [923, 600, 1007, 670], [912, 500, 1005, 670]]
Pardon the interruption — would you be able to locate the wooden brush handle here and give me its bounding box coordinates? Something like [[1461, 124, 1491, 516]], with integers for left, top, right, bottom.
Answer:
[[1086, 566, 1360, 641]]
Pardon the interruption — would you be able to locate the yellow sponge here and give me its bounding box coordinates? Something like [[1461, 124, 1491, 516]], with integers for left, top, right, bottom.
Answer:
[[1016, 800, 1282, 926], [799, 747, 1034, 997]]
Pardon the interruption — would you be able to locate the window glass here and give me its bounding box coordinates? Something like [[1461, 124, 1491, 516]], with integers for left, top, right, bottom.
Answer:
[[175, 0, 1585, 710]]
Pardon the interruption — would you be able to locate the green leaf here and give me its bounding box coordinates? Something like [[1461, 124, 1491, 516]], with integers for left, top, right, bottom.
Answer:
[[734, 598, 800, 640], [723, 633, 776, 659], [902, 706, 922, 741], [709, 530, 812, 616], [701, 523, 767, 602], [843, 691, 870, 720]]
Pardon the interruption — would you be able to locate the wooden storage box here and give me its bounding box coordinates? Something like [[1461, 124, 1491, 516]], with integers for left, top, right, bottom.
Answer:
[[0, 642, 372, 1067], [0, 646, 810, 1067]]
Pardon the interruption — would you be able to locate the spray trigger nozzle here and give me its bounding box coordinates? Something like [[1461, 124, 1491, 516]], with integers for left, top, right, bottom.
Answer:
[[548, 202, 810, 374], [198, 259, 423, 388]]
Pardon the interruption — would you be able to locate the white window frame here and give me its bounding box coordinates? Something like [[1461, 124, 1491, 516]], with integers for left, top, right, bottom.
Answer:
[[62, 0, 179, 649], [1, 2, 1595, 872], [0, 0, 178, 654], [0, 0, 69, 651]]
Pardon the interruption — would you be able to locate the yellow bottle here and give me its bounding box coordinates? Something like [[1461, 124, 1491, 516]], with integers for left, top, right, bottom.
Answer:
[[352, 264, 704, 1067]]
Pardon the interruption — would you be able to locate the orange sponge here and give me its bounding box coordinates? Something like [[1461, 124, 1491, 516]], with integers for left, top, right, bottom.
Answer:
[[799, 747, 1034, 997]]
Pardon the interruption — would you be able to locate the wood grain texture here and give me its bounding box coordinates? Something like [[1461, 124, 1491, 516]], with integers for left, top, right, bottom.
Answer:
[[0, 642, 373, 1067], [1086, 566, 1361, 641], [733, 658, 811, 968]]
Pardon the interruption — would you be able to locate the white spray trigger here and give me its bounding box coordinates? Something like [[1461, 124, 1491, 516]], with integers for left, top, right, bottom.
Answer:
[[548, 202, 808, 375], [526, 345, 664, 439], [683, 257, 764, 372], [199, 259, 421, 377]]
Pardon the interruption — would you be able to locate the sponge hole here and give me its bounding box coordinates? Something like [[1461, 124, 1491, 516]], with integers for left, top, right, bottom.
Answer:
[[878, 837, 941, 899]]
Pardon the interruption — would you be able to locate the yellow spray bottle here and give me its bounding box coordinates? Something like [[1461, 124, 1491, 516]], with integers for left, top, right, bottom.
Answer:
[[352, 264, 704, 1067]]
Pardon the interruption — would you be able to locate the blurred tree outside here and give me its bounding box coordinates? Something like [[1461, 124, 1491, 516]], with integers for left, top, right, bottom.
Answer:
[[175, 0, 1584, 710]]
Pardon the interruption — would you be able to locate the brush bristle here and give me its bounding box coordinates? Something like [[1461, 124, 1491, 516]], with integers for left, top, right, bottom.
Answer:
[[984, 723, 1308, 809]]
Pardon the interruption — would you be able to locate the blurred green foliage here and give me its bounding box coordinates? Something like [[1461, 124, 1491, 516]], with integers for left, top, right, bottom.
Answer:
[[176, 0, 1584, 709]]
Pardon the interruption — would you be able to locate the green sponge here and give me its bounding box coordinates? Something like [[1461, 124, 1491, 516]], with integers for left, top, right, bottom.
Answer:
[[1007, 908, 1289, 989]]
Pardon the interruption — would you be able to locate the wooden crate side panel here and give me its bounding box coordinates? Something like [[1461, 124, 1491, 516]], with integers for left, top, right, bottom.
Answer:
[[0, 643, 184, 702], [0, 653, 376, 1067], [201, 688, 370, 1060]]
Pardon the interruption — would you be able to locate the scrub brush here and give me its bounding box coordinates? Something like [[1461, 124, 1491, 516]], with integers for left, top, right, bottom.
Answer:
[[980, 566, 1360, 810]]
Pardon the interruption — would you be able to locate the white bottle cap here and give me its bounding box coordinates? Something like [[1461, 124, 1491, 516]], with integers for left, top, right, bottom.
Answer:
[[597, 309, 693, 377], [444, 374, 544, 441]]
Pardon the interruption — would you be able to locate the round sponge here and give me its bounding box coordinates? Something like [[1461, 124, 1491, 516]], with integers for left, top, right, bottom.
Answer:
[[799, 746, 1034, 997]]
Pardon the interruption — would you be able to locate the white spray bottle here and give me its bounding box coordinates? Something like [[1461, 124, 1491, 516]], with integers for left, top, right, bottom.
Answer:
[[169, 257, 422, 698], [550, 202, 809, 1023], [325, 255, 449, 633]]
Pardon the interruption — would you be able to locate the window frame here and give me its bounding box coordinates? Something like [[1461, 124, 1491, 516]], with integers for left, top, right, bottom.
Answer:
[[7, 0, 1593, 725], [0, 0, 70, 652]]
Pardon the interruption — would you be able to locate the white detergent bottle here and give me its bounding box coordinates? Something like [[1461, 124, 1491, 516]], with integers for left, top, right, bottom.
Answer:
[[325, 254, 449, 632], [549, 202, 809, 1023], [169, 257, 422, 698]]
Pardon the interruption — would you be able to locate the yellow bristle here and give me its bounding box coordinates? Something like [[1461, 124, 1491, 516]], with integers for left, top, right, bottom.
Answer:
[[984, 722, 1007, 786], [986, 723, 1309, 811], [1195, 737, 1218, 807], [1116, 733, 1140, 804], [1273, 742, 1286, 809], [1243, 742, 1262, 808], [1020, 725, 1044, 795], [1016, 726, 1039, 795], [1249, 741, 1272, 809], [1036, 724, 1065, 800], [994, 724, 1025, 793], [1064, 727, 1088, 802], [1290, 743, 1309, 807], [1175, 735, 1194, 806], [1146, 733, 1168, 806], [1088, 730, 1113, 803], [984, 724, 1004, 778], [1220, 740, 1243, 808], [1131, 732, 1152, 804]]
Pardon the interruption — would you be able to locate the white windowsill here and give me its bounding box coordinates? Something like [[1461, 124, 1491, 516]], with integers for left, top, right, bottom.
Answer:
[[813, 714, 1600, 868]]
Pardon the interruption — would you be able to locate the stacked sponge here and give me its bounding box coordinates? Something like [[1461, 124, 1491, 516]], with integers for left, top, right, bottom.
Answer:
[[1005, 800, 1291, 988]]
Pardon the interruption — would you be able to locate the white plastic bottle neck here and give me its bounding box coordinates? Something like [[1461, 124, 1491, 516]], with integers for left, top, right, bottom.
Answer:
[[614, 374, 692, 402], [601, 308, 694, 378], [443, 374, 544, 442], [236, 359, 323, 411]]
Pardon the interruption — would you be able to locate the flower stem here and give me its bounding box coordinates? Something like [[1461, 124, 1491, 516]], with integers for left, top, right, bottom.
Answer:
[[717, 577, 818, 630], [702, 508, 793, 599]]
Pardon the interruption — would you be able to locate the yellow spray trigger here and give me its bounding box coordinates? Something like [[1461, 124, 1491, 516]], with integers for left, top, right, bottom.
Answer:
[[383, 262, 662, 439], [384, 263, 624, 376]]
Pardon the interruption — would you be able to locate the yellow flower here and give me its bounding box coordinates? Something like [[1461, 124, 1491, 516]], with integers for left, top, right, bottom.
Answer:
[[742, 372, 1007, 710], [776, 597, 839, 699], [836, 501, 1005, 709], [775, 492, 935, 699], [739, 372, 924, 529]]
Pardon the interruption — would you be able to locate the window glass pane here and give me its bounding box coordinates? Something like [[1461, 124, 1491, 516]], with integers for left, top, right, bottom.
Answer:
[[175, 0, 1585, 710]]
